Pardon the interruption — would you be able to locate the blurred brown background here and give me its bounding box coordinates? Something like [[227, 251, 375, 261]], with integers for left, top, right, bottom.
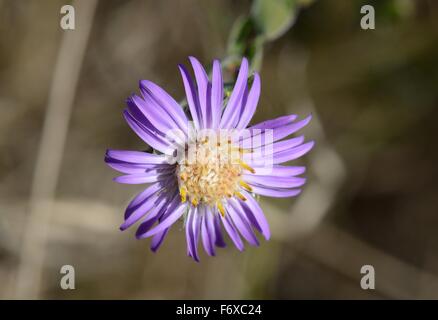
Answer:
[[0, 0, 437, 299]]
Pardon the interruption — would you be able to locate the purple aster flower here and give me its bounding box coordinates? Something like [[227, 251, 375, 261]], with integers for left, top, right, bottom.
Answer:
[[105, 57, 314, 261]]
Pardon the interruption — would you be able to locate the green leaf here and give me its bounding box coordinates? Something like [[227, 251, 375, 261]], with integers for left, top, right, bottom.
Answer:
[[226, 16, 264, 72], [251, 0, 299, 41], [225, 0, 315, 71]]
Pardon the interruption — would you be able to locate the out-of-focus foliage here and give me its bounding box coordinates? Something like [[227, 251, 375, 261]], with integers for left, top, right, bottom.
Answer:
[[226, 0, 314, 71], [253, 0, 300, 41]]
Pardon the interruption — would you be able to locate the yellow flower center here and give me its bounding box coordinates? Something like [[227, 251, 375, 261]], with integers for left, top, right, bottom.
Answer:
[[176, 137, 254, 213]]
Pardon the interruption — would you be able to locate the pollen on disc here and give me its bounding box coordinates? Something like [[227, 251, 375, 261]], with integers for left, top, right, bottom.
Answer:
[[176, 137, 243, 207]]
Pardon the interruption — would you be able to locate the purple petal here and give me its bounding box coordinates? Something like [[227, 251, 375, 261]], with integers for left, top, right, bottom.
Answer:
[[189, 56, 210, 128], [135, 193, 174, 237], [123, 110, 174, 155], [187, 206, 201, 262], [129, 94, 176, 134], [246, 135, 304, 158], [125, 182, 164, 214], [250, 165, 306, 177], [129, 191, 178, 234], [113, 170, 172, 184], [126, 99, 178, 147], [250, 185, 302, 198], [139, 80, 188, 134], [200, 206, 215, 256], [241, 115, 312, 149], [127, 97, 186, 148], [185, 208, 194, 257], [178, 64, 201, 131], [239, 190, 270, 240], [236, 73, 261, 130], [220, 57, 249, 129], [232, 86, 248, 129], [213, 213, 226, 247], [243, 136, 305, 164], [228, 200, 259, 246], [146, 194, 179, 250], [243, 175, 307, 189], [270, 141, 314, 164], [138, 200, 187, 238], [205, 208, 219, 249], [106, 159, 173, 175], [220, 210, 244, 251], [105, 150, 168, 165], [211, 60, 223, 130], [192, 210, 202, 262], [120, 191, 161, 230], [150, 228, 169, 252], [250, 114, 297, 130]]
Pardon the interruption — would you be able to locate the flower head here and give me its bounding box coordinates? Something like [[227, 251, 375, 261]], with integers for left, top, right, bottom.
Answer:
[[105, 57, 314, 261]]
